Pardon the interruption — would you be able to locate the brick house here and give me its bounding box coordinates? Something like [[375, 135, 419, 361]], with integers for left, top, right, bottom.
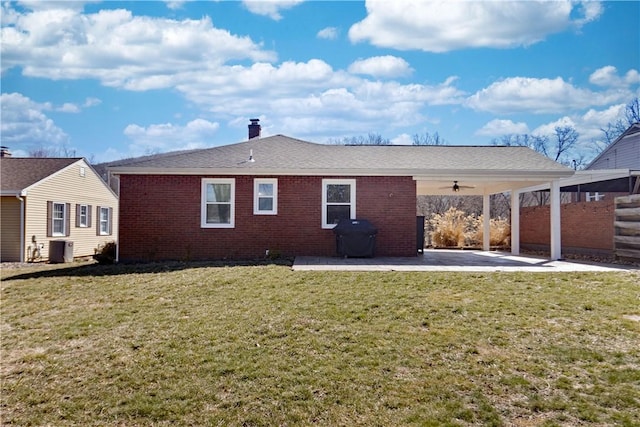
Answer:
[[109, 121, 573, 262]]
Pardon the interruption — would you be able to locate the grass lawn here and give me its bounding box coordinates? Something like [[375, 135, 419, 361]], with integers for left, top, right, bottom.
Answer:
[[1, 261, 639, 426]]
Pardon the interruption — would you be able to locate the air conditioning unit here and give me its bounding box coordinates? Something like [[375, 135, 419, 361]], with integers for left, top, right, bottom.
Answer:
[[49, 240, 74, 263]]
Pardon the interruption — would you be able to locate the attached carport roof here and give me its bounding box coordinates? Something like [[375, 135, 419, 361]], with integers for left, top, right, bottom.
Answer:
[[108, 134, 574, 195], [517, 169, 640, 194]]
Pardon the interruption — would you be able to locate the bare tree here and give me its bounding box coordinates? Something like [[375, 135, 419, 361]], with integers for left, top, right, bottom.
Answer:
[[600, 120, 628, 145], [412, 131, 446, 145], [550, 125, 579, 163], [625, 97, 640, 124], [492, 126, 578, 166], [598, 97, 640, 147], [492, 126, 578, 206], [28, 147, 59, 157], [28, 144, 77, 158], [492, 133, 548, 153], [327, 133, 391, 145]]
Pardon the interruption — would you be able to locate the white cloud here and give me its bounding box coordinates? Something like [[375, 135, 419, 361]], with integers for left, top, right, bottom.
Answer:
[[14, 1, 98, 12], [590, 66, 618, 86], [476, 119, 529, 136], [524, 115, 600, 163], [1, 4, 277, 86], [466, 76, 628, 114], [532, 116, 577, 137], [176, 59, 349, 104], [580, 104, 627, 129], [242, 0, 305, 20], [589, 66, 640, 87], [165, 1, 186, 10], [252, 77, 464, 137], [564, 104, 627, 145], [0, 92, 70, 151], [348, 56, 413, 78], [58, 103, 81, 113], [391, 133, 413, 145], [476, 103, 629, 159], [572, 1, 604, 26], [178, 67, 463, 137], [0, 3, 470, 144], [123, 118, 220, 156], [349, 0, 603, 52], [84, 97, 102, 107], [317, 26, 338, 40]]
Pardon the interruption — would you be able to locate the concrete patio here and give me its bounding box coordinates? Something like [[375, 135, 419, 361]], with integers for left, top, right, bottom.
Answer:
[[293, 249, 638, 272]]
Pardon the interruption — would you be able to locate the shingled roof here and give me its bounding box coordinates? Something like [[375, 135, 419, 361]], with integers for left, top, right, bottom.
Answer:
[[1, 158, 82, 194], [108, 134, 571, 178]]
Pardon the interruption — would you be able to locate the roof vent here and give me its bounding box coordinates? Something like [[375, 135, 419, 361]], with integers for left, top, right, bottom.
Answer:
[[0, 146, 11, 157], [248, 119, 261, 139]]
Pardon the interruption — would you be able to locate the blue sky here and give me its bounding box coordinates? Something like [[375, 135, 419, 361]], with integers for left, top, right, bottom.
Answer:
[[1, 0, 638, 163]]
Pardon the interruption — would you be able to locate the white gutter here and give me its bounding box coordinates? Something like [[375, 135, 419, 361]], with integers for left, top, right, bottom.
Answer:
[[517, 169, 633, 193], [109, 167, 574, 180], [16, 193, 25, 263], [115, 178, 120, 264]]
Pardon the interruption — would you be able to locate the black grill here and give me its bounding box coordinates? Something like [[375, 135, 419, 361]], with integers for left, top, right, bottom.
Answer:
[[333, 219, 377, 257]]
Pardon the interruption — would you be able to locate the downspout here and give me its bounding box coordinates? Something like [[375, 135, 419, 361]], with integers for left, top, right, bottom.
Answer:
[[115, 174, 120, 263], [16, 193, 25, 262]]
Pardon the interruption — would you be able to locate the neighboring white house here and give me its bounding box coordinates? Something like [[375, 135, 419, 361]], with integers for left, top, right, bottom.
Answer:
[[520, 123, 640, 196], [589, 123, 640, 171], [1, 156, 119, 262], [517, 123, 639, 258]]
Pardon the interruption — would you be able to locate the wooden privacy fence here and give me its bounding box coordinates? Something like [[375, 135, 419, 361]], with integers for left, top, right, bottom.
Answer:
[[614, 194, 640, 261]]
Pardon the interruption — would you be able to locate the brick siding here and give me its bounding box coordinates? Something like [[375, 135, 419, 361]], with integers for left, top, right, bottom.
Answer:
[[118, 175, 417, 262], [520, 198, 614, 254]]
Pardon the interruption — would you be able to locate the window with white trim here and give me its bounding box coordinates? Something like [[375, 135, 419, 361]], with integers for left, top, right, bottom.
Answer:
[[322, 179, 356, 229], [201, 178, 235, 228], [254, 178, 278, 215], [52, 202, 66, 236], [78, 204, 89, 228], [99, 207, 111, 235], [48, 201, 70, 237]]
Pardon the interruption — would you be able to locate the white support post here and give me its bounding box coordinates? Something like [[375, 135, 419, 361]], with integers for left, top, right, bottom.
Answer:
[[510, 190, 520, 255], [550, 179, 562, 260], [483, 193, 490, 251]]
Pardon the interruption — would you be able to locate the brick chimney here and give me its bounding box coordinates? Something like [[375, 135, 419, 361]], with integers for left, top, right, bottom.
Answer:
[[0, 146, 11, 157], [248, 119, 261, 139]]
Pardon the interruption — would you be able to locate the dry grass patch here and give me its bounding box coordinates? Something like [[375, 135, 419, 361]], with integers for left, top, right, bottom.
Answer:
[[429, 207, 510, 248], [1, 262, 639, 426]]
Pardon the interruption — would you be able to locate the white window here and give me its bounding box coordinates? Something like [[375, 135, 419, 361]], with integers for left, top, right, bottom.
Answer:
[[52, 202, 66, 236], [99, 207, 111, 235], [254, 178, 278, 215], [78, 204, 89, 227], [586, 192, 604, 202], [322, 179, 356, 229], [201, 178, 235, 228]]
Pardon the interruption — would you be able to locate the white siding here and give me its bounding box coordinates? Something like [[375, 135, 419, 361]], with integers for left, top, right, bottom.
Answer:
[[23, 160, 118, 261], [589, 133, 640, 170]]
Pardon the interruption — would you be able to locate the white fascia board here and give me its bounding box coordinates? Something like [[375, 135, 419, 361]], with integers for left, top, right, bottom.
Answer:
[[517, 169, 631, 193], [109, 167, 575, 179], [109, 167, 373, 176], [413, 170, 574, 181]]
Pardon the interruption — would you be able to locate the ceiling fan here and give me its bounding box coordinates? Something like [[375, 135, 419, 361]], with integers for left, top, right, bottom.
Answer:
[[439, 180, 475, 193]]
